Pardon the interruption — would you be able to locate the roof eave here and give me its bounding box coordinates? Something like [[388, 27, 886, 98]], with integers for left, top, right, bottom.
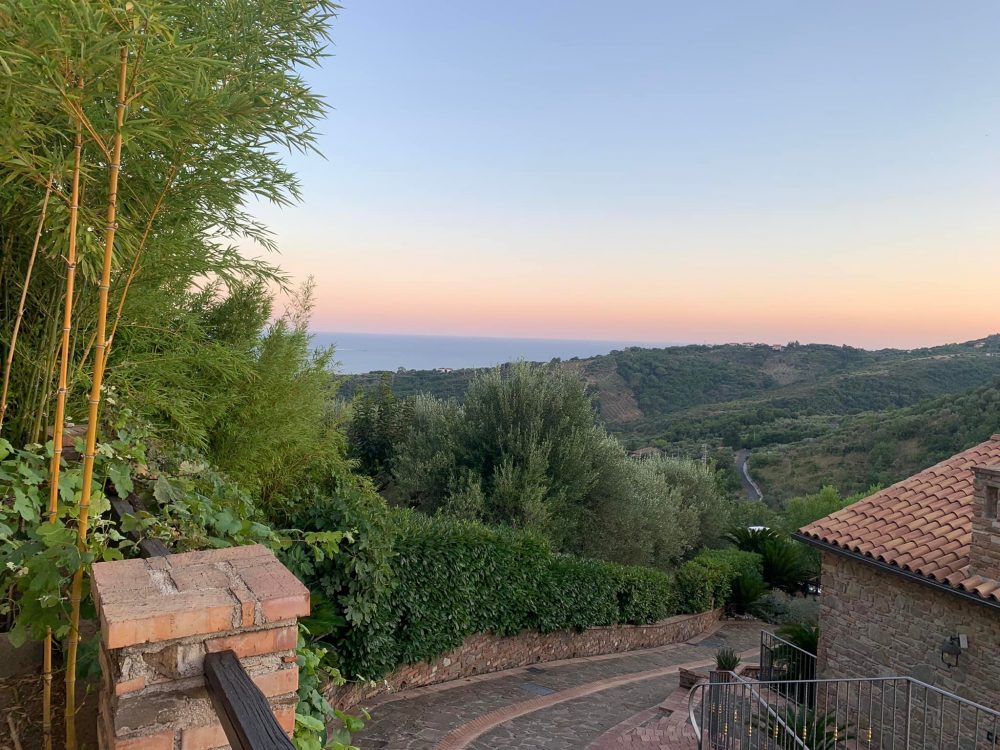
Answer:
[[791, 532, 1000, 613]]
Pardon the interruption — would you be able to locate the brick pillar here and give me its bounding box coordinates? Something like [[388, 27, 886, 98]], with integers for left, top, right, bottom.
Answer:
[[91, 544, 309, 750]]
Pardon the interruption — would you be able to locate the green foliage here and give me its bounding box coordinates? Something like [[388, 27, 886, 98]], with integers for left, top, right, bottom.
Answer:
[[286, 498, 751, 681], [0, 435, 140, 643], [207, 281, 351, 503], [675, 549, 762, 614], [755, 377, 1000, 500], [775, 485, 871, 533], [727, 526, 783, 554], [357, 363, 731, 570], [715, 646, 741, 671], [760, 538, 807, 593], [728, 571, 768, 615], [0, 0, 338, 449], [776, 622, 820, 656], [293, 627, 367, 750], [346, 340, 1000, 503], [751, 707, 854, 750], [348, 375, 414, 484]]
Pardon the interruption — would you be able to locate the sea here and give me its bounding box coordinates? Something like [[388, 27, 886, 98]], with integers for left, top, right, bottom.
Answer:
[[311, 332, 665, 374]]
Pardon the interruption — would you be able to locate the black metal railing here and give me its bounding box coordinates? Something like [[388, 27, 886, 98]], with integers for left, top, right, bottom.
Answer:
[[690, 673, 1000, 749], [759, 630, 817, 707]]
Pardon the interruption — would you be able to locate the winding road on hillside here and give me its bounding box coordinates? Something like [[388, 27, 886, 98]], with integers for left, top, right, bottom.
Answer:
[[734, 449, 763, 502]]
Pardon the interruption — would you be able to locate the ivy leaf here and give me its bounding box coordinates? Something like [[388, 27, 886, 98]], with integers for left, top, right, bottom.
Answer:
[[13, 488, 38, 522], [108, 462, 133, 498], [153, 475, 185, 505], [0, 438, 12, 460]]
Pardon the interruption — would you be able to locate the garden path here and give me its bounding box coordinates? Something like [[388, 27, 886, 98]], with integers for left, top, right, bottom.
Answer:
[[352, 620, 763, 750]]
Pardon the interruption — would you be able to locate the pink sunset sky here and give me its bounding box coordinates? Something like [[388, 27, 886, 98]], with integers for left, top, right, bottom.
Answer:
[[250, 2, 1000, 349]]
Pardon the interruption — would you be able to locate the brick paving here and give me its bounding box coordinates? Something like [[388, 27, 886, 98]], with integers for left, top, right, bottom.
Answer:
[[353, 620, 763, 750]]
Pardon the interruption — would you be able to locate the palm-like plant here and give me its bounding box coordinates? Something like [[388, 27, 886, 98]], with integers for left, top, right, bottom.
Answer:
[[727, 526, 783, 554], [751, 707, 854, 749], [715, 647, 742, 671], [761, 538, 806, 593], [728, 570, 767, 615], [778, 622, 819, 656]]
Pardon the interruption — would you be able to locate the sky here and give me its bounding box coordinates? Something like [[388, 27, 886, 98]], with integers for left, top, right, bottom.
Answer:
[[250, 1, 1000, 349]]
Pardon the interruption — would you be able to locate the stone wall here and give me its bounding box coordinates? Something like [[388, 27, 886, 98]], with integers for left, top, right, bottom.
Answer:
[[818, 551, 1000, 710], [971, 465, 1000, 580], [92, 544, 309, 750], [328, 607, 722, 710]]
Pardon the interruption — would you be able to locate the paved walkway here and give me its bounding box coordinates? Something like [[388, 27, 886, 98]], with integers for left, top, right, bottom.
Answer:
[[353, 620, 763, 750]]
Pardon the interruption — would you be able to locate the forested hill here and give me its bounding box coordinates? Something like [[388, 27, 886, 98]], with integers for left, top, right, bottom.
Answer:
[[341, 335, 1000, 500], [343, 335, 1000, 436]]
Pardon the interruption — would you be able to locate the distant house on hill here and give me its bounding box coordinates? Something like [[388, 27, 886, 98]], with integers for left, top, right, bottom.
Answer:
[[796, 434, 1000, 709], [628, 446, 662, 459]]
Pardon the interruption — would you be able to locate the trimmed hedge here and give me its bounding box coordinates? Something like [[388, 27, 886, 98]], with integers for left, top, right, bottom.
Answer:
[[287, 498, 759, 680]]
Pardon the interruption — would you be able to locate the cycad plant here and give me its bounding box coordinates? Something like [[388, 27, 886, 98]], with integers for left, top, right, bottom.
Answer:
[[751, 706, 854, 750], [761, 538, 806, 593], [727, 525, 783, 554]]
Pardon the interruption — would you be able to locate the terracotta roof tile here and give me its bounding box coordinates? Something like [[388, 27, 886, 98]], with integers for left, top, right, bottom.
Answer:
[[799, 435, 1000, 604]]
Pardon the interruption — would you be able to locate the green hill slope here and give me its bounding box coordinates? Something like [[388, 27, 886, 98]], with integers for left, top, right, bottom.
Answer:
[[751, 379, 1000, 501], [340, 335, 1000, 499]]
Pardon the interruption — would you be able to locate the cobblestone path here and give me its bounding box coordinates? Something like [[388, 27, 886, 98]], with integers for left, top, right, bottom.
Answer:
[[353, 620, 763, 750]]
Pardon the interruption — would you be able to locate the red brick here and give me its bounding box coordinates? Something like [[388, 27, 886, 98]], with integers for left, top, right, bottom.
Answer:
[[180, 721, 228, 750], [237, 560, 310, 623], [168, 544, 272, 568], [101, 588, 238, 648], [260, 592, 310, 623], [107, 729, 175, 750], [205, 625, 297, 658], [114, 675, 146, 696], [253, 666, 298, 696], [275, 705, 296, 735]]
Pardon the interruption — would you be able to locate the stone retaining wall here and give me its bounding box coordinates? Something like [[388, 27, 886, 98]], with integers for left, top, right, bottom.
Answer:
[[328, 607, 722, 710]]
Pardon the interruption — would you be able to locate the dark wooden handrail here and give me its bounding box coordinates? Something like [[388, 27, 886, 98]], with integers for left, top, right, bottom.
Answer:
[[109, 491, 297, 748], [205, 650, 296, 750]]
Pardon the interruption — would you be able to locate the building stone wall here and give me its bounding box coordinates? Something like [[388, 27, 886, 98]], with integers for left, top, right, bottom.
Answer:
[[971, 465, 1000, 580], [328, 607, 722, 711], [818, 551, 1000, 711]]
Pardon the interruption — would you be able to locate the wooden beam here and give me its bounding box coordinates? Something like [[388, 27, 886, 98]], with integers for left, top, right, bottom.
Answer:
[[204, 650, 295, 750]]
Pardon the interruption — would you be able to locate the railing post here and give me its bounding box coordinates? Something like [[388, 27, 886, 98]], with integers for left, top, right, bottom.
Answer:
[[905, 679, 913, 749], [91, 545, 309, 749]]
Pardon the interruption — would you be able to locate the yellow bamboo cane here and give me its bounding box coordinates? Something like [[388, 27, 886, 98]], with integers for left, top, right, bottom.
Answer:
[[0, 179, 53, 434], [64, 45, 127, 750], [40, 104, 83, 750]]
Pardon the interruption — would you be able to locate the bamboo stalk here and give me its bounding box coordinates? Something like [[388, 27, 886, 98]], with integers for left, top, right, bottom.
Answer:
[[103, 161, 178, 366], [42, 103, 83, 750], [64, 45, 128, 750], [0, 179, 53, 434]]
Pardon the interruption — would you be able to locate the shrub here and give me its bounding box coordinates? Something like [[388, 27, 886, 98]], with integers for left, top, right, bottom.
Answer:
[[716, 647, 741, 670], [288, 499, 753, 680], [676, 549, 762, 613]]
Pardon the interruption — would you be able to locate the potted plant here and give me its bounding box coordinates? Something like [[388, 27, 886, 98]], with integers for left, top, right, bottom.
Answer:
[[711, 647, 741, 683]]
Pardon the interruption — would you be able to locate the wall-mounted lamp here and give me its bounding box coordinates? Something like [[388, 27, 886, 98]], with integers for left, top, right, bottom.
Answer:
[[939, 634, 967, 668]]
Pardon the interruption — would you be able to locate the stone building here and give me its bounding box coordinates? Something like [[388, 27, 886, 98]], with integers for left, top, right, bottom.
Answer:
[[796, 434, 1000, 709]]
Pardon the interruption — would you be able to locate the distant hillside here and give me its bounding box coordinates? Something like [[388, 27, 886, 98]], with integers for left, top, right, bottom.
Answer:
[[751, 379, 1000, 501], [340, 335, 1000, 499]]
